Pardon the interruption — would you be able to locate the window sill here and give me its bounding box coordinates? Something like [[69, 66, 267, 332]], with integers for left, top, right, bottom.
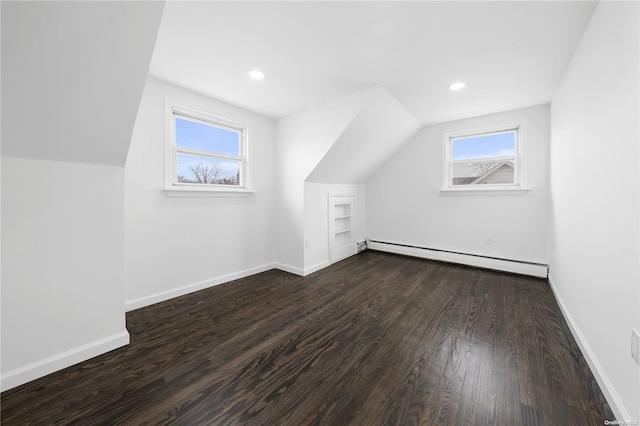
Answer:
[[440, 187, 530, 196], [163, 187, 256, 198]]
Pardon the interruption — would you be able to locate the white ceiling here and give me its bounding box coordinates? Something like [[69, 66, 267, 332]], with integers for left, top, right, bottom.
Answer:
[[2, 1, 164, 165], [149, 1, 597, 125]]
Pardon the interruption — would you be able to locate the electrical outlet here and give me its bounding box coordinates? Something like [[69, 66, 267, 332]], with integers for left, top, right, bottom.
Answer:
[[485, 234, 494, 245], [304, 238, 310, 249], [632, 329, 640, 365]]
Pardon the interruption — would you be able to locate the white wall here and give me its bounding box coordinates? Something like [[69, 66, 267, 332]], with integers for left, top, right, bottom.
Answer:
[[276, 87, 419, 274], [367, 104, 550, 265], [306, 87, 421, 184], [274, 89, 372, 273], [549, 1, 639, 420], [124, 78, 276, 310], [0, 1, 163, 391], [303, 183, 367, 273], [1, 158, 129, 391], [1, 1, 164, 166]]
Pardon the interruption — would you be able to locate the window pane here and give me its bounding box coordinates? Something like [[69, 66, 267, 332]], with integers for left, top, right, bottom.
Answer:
[[175, 116, 240, 156], [452, 131, 515, 161], [452, 160, 514, 185], [176, 153, 240, 185]]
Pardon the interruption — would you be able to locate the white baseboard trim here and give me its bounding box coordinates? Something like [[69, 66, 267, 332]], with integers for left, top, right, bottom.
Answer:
[[548, 275, 630, 422], [1, 330, 130, 393], [273, 262, 305, 276], [125, 263, 277, 311], [303, 260, 331, 276], [368, 241, 548, 278]]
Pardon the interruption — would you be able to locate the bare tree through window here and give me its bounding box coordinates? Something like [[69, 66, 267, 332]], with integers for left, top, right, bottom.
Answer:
[[471, 161, 497, 176], [178, 161, 239, 185], [170, 109, 246, 188], [193, 161, 222, 184]]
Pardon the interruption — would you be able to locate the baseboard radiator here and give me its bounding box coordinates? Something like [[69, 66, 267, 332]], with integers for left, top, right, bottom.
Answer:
[[367, 239, 548, 278]]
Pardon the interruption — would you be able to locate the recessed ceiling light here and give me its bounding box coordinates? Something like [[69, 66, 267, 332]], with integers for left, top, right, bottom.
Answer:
[[249, 70, 265, 80], [449, 82, 466, 91]]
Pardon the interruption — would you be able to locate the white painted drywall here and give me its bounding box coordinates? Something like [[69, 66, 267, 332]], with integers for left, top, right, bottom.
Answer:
[[549, 1, 639, 420], [306, 87, 421, 184], [1, 157, 128, 390], [276, 87, 421, 273], [0, 1, 163, 391], [274, 89, 373, 272], [367, 104, 550, 264], [149, 2, 597, 125], [303, 183, 367, 272], [124, 78, 276, 309], [1, 1, 164, 167]]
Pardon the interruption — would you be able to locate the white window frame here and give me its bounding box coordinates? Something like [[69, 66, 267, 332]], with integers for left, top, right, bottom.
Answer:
[[441, 121, 528, 193], [164, 100, 253, 196]]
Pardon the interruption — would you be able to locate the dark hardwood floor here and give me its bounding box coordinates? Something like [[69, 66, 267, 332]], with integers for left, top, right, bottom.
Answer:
[[2, 251, 613, 425]]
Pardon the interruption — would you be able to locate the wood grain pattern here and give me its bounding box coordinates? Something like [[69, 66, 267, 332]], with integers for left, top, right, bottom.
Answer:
[[1, 251, 614, 425]]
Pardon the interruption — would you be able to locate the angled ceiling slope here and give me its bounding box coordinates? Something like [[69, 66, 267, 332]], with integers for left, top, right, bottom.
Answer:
[[306, 87, 422, 184], [1, 1, 165, 167], [150, 1, 597, 125], [277, 87, 375, 184]]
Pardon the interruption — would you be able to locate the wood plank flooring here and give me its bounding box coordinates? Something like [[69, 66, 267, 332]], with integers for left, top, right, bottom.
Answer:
[[1, 251, 614, 425]]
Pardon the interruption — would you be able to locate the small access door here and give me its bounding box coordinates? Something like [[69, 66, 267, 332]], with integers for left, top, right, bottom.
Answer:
[[328, 194, 356, 263]]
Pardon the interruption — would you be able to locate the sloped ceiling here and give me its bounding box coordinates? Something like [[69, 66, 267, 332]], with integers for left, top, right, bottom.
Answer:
[[149, 1, 597, 190], [1, 1, 165, 167], [149, 1, 597, 125], [277, 87, 375, 185], [306, 87, 422, 184]]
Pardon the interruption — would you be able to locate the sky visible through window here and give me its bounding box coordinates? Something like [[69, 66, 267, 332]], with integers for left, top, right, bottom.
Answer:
[[175, 117, 239, 154], [175, 117, 241, 183], [452, 131, 515, 161]]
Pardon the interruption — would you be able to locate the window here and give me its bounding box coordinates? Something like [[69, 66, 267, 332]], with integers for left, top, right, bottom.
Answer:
[[443, 124, 525, 191], [165, 103, 248, 192]]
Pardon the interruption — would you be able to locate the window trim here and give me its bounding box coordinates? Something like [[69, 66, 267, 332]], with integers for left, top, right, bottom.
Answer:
[[441, 121, 528, 193], [164, 100, 252, 195]]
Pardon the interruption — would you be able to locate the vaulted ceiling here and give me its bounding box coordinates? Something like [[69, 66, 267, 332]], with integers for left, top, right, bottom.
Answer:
[[2, 1, 164, 166], [149, 1, 597, 125]]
